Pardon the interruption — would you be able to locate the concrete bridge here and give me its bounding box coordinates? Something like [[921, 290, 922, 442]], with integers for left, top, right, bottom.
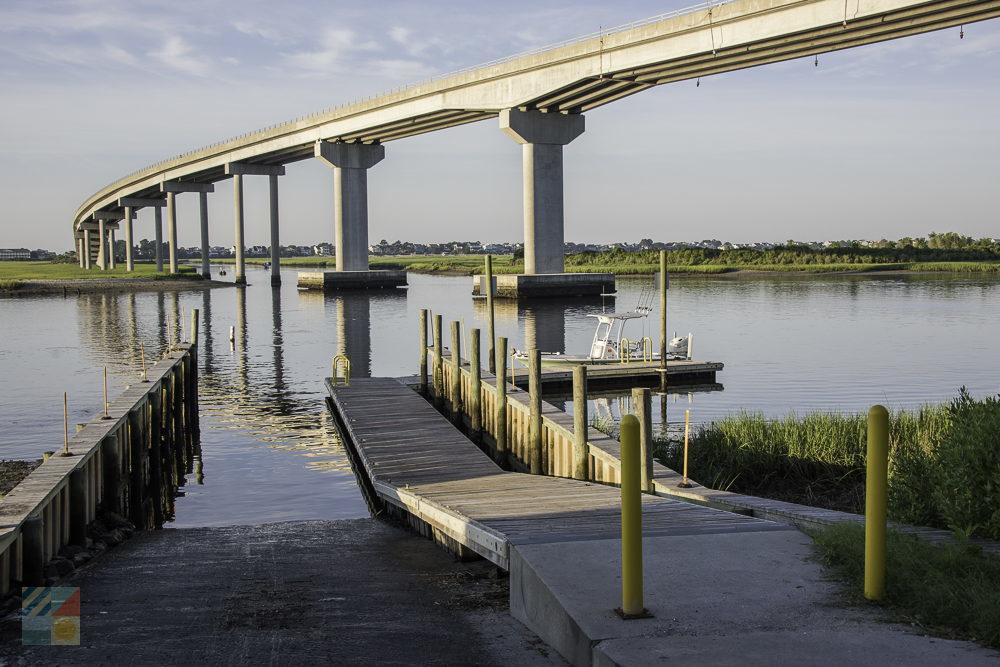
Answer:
[[72, 0, 999, 291]]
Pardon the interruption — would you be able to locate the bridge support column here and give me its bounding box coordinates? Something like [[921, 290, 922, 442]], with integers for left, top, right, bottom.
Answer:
[[83, 230, 92, 269], [199, 192, 210, 279], [314, 141, 385, 272], [77, 238, 84, 268], [124, 206, 134, 271], [500, 109, 584, 275], [154, 206, 164, 272], [269, 173, 280, 286], [233, 174, 246, 284], [108, 228, 117, 269], [166, 191, 178, 274], [97, 218, 108, 270]]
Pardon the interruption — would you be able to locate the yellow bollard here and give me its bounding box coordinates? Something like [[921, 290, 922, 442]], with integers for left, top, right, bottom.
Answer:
[[865, 404, 889, 601], [618, 414, 649, 619], [680, 408, 692, 488]]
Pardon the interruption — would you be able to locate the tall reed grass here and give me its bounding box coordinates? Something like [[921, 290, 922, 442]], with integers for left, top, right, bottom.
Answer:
[[656, 390, 1000, 539]]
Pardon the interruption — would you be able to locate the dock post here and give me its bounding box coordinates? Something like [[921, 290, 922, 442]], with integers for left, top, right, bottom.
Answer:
[[485, 255, 496, 374], [632, 388, 654, 492], [572, 365, 588, 481], [659, 250, 668, 392], [618, 414, 647, 618], [419, 309, 429, 396], [450, 320, 462, 423], [865, 405, 889, 601], [102, 434, 122, 514], [528, 349, 542, 475], [21, 516, 44, 586], [469, 328, 482, 440], [69, 466, 88, 547], [496, 337, 508, 463], [433, 314, 443, 409]]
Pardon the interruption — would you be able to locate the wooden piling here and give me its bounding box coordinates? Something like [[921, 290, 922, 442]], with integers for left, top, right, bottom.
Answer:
[[496, 336, 508, 463], [433, 314, 443, 408], [21, 517, 44, 586], [418, 309, 429, 395], [69, 467, 88, 547], [528, 349, 542, 475], [485, 255, 496, 374], [450, 320, 462, 422], [102, 433, 121, 515], [149, 384, 164, 527], [632, 387, 654, 492], [659, 250, 668, 392], [572, 365, 589, 480], [469, 328, 482, 439]]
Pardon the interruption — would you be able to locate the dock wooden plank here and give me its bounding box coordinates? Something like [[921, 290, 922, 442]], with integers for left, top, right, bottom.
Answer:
[[328, 378, 788, 570]]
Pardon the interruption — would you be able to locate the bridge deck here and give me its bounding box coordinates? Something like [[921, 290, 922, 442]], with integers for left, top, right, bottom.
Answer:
[[327, 377, 784, 569]]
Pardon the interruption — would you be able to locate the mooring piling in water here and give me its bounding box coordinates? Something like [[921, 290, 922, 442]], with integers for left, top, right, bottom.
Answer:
[[618, 414, 647, 619], [433, 314, 443, 409], [450, 320, 462, 422], [485, 254, 496, 374], [103, 367, 110, 419], [572, 364, 588, 481], [865, 404, 889, 602], [528, 348, 542, 475], [62, 392, 70, 456], [469, 328, 482, 440], [632, 387, 653, 492], [418, 309, 429, 395], [495, 336, 509, 462], [659, 250, 668, 392]]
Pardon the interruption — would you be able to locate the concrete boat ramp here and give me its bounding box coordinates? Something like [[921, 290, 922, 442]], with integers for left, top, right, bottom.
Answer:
[[328, 377, 999, 666]]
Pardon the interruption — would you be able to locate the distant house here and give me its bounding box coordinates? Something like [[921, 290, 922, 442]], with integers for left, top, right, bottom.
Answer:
[[0, 248, 31, 260], [313, 243, 334, 256]]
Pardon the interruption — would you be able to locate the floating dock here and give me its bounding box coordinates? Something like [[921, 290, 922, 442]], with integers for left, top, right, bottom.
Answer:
[[326, 378, 988, 666]]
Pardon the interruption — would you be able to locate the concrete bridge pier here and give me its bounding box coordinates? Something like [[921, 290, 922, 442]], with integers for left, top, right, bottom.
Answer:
[[122, 206, 134, 271], [82, 230, 92, 269], [225, 163, 285, 286], [199, 192, 210, 279], [303, 141, 405, 291], [108, 228, 117, 269], [97, 218, 108, 270], [119, 197, 167, 273], [76, 238, 84, 268], [161, 182, 214, 277], [153, 206, 164, 272], [166, 192, 178, 274], [493, 109, 614, 298]]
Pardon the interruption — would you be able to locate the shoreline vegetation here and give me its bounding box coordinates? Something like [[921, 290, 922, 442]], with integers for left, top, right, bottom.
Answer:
[[655, 390, 1000, 541], [0, 263, 221, 295], [207, 248, 1000, 276]]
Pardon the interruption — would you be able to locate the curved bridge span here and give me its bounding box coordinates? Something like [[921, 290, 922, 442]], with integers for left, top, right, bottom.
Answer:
[[73, 0, 1000, 284]]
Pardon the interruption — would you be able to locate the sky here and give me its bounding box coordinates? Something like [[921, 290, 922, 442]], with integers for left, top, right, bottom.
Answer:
[[1, 0, 998, 251]]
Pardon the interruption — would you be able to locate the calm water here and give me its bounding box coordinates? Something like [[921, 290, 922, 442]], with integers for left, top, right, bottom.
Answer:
[[1, 267, 997, 526]]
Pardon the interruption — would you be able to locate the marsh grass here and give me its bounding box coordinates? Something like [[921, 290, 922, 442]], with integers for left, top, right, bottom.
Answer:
[[813, 522, 1000, 648], [0, 261, 199, 282], [206, 254, 1000, 275], [655, 391, 1000, 539]]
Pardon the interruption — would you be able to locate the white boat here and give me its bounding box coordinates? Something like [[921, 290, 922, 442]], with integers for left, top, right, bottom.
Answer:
[[512, 288, 691, 368]]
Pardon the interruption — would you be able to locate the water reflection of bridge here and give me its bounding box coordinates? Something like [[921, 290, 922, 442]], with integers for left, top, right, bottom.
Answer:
[[73, 288, 375, 475]]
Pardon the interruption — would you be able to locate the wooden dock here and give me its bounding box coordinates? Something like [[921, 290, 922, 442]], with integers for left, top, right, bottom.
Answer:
[[326, 377, 784, 570], [439, 348, 723, 390]]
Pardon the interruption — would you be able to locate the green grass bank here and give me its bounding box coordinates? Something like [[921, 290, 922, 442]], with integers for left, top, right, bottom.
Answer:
[[207, 254, 1000, 276], [813, 522, 1000, 648], [656, 391, 1000, 540], [0, 261, 200, 286]]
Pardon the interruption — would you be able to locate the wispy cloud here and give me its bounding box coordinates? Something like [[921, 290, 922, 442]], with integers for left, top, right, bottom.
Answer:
[[149, 35, 212, 77], [282, 28, 381, 74]]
